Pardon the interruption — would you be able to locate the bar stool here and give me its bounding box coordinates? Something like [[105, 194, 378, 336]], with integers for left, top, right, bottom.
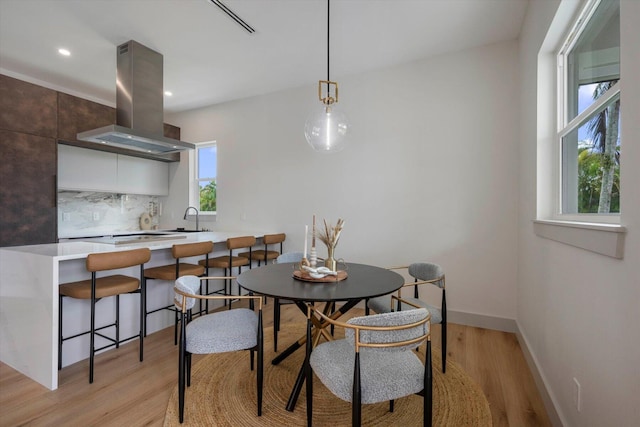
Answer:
[[143, 241, 213, 344], [58, 247, 151, 383], [200, 236, 256, 305], [239, 233, 286, 267]]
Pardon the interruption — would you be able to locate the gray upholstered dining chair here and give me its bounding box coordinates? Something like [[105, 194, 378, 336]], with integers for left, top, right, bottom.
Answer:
[[174, 275, 264, 424], [305, 297, 432, 427], [273, 251, 304, 351], [367, 262, 447, 373]]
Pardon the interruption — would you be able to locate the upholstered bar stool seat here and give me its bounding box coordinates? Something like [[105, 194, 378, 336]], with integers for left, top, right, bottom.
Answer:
[[60, 275, 139, 299], [200, 236, 256, 305], [206, 256, 251, 270], [203, 236, 256, 270], [144, 241, 213, 343], [239, 233, 286, 267], [143, 263, 205, 281], [58, 248, 151, 384]]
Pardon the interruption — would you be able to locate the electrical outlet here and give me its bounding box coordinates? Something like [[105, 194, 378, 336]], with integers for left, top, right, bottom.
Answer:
[[93, 212, 100, 221], [62, 213, 70, 222], [573, 377, 581, 412]]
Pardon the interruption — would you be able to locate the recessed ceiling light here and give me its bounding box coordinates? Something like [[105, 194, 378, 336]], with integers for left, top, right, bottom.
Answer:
[[164, 91, 173, 97], [58, 48, 71, 56]]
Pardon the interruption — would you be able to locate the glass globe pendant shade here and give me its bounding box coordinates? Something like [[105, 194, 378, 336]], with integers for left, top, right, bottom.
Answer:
[[304, 103, 350, 153]]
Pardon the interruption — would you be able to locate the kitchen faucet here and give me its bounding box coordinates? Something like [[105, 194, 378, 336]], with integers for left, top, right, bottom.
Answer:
[[183, 206, 199, 231]]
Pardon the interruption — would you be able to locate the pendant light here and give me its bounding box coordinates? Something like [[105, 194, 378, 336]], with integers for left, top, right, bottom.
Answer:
[[304, 0, 350, 153]]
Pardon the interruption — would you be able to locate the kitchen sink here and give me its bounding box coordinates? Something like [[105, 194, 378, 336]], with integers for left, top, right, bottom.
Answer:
[[166, 228, 201, 233]]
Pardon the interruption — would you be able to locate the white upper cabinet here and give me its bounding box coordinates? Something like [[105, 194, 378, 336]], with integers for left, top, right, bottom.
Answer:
[[58, 145, 169, 195], [58, 144, 117, 191], [116, 154, 169, 196]]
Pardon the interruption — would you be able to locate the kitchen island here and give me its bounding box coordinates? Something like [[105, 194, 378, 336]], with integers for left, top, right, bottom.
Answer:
[[0, 230, 274, 390]]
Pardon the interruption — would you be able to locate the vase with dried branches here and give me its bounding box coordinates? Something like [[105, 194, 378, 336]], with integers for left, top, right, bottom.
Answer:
[[317, 218, 344, 271]]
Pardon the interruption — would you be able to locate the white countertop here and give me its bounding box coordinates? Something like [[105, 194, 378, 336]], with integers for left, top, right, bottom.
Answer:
[[0, 229, 276, 390], [0, 230, 271, 261]]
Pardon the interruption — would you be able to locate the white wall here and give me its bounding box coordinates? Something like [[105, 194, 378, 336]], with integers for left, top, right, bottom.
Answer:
[[518, 1, 640, 426], [166, 40, 520, 324]]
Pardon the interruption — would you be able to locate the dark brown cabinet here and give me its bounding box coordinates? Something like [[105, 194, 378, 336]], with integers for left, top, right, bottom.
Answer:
[[0, 76, 58, 246], [0, 74, 57, 137], [0, 73, 182, 246], [57, 92, 115, 142], [163, 123, 181, 140], [0, 130, 57, 246]]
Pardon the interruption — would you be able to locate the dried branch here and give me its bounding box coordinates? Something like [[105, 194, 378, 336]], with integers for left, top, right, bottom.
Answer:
[[317, 218, 344, 248]]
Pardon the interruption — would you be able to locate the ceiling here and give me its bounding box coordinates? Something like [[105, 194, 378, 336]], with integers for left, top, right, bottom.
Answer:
[[0, 0, 528, 114]]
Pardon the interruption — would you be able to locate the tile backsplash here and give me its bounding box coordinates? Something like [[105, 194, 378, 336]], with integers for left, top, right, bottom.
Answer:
[[58, 191, 160, 238]]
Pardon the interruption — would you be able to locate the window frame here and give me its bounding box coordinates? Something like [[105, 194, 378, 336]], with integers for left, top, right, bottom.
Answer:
[[554, 0, 620, 224], [190, 141, 217, 216], [533, 0, 626, 259]]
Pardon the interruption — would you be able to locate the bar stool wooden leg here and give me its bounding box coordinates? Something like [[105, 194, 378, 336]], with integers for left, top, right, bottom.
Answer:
[[58, 294, 63, 370], [139, 266, 144, 362], [89, 274, 96, 384]]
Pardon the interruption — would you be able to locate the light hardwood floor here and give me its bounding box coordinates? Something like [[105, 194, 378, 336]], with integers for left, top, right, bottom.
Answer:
[[0, 303, 551, 426]]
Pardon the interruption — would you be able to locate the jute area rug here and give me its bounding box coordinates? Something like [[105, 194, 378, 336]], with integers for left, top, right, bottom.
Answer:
[[164, 323, 492, 426]]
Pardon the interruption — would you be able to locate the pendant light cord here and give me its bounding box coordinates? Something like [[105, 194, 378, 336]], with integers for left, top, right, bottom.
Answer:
[[327, 0, 330, 97]]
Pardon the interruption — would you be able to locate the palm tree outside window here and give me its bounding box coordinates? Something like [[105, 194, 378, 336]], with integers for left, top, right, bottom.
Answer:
[[195, 142, 217, 213], [558, 0, 620, 217]]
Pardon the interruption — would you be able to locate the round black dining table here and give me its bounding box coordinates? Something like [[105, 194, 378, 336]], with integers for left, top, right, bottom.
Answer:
[[237, 261, 404, 302], [237, 261, 404, 411]]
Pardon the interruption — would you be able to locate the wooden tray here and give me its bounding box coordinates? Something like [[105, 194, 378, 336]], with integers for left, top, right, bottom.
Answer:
[[293, 270, 348, 283]]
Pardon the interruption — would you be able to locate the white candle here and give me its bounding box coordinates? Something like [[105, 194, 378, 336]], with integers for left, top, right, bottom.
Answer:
[[303, 225, 308, 258]]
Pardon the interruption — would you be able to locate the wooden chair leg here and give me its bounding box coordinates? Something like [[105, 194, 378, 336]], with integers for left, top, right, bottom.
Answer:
[[142, 277, 148, 337], [58, 295, 63, 371], [306, 317, 313, 427], [442, 319, 447, 373], [257, 312, 264, 416], [89, 287, 96, 384], [352, 353, 361, 427], [330, 302, 335, 336], [178, 312, 186, 423], [274, 299, 281, 352], [425, 340, 433, 427], [115, 294, 120, 348], [174, 309, 179, 345], [442, 290, 447, 373], [138, 289, 144, 362], [186, 353, 192, 387]]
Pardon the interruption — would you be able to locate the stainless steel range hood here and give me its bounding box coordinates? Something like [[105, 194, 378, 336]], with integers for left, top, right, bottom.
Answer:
[[77, 40, 195, 154]]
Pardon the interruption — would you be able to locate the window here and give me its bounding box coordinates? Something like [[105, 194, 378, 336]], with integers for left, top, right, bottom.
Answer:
[[193, 142, 217, 213], [557, 0, 620, 218]]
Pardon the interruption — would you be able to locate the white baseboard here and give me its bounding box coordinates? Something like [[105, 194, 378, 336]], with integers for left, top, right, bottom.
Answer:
[[438, 310, 564, 426], [351, 302, 564, 425], [516, 323, 565, 427], [448, 310, 517, 333], [353, 299, 563, 427]]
